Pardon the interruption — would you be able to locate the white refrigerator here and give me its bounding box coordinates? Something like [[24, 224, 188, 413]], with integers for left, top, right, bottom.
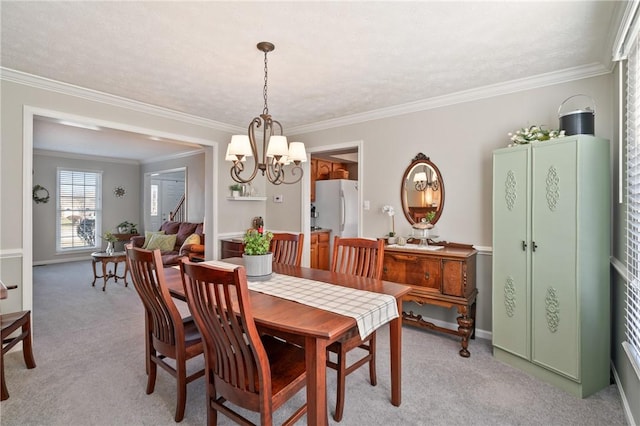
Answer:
[[314, 179, 358, 263]]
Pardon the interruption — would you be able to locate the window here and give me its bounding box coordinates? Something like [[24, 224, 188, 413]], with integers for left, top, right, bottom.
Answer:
[[57, 168, 102, 251], [626, 31, 640, 373], [150, 184, 158, 216]]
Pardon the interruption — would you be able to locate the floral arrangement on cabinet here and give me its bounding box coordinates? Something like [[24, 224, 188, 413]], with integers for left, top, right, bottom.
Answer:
[[508, 125, 565, 145]]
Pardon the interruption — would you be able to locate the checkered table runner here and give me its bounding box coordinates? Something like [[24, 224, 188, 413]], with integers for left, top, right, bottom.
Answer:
[[200, 260, 399, 339], [250, 273, 398, 339]]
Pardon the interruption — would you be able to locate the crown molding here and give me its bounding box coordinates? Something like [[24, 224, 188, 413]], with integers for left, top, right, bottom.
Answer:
[[1, 67, 244, 134], [33, 147, 205, 165], [288, 62, 612, 135], [33, 148, 141, 165], [139, 148, 205, 165], [2, 63, 612, 138]]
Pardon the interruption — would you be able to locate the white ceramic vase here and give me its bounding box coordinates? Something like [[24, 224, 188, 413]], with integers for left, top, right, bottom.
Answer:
[[243, 252, 273, 277]]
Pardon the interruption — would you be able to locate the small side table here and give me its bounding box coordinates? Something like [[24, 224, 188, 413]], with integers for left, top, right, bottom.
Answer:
[[91, 251, 129, 291]]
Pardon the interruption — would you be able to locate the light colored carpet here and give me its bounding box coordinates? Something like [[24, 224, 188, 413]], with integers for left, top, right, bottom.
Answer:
[[0, 261, 627, 425]]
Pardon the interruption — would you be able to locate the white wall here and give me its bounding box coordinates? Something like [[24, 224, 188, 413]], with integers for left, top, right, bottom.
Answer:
[[287, 75, 614, 247]]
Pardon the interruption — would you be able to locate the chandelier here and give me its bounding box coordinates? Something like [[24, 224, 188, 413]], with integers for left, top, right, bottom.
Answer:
[[226, 42, 306, 185], [413, 166, 439, 192]]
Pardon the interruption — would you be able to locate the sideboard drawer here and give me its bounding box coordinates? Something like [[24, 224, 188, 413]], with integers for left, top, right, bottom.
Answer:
[[384, 253, 440, 292]]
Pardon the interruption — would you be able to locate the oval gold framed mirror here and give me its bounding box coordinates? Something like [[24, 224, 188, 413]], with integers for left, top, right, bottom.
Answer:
[[401, 153, 445, 226]]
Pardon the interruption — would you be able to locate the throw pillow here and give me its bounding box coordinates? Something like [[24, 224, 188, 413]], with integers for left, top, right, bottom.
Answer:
[[145, 233, 177, 252], [179, 233, 201, 255], [142, 230, 165, 249]]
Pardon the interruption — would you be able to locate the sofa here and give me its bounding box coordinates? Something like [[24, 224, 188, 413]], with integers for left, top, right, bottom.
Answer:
[[130, 221, 204, 266]]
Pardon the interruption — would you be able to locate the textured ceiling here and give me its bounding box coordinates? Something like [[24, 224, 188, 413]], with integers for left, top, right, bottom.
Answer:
[[0, 1, 624, 160]]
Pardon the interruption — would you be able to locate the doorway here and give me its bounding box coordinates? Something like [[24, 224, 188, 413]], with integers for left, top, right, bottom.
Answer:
[[303, 141, 363, 267], [145, 168, 187, 231]]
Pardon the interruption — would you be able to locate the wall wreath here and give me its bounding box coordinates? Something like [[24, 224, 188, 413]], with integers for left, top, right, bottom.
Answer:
[[33, 184, 50, 204], [113, 185, 126, 198]]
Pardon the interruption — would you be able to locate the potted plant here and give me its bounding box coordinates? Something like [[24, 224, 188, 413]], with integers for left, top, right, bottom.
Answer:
[[382, 205, 397, 244], [229, 184, 243, 197], [425, 211, 436, 224], [242, 228, 274, 277], [117, 220, 138, 234]]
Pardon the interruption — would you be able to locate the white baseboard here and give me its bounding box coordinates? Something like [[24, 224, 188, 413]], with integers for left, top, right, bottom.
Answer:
[[33, 256, 89, 266], [611, 361, 638, 426]]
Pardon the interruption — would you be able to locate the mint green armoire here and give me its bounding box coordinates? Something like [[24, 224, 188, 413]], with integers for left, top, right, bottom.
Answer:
[[492, 135, 610, 397]]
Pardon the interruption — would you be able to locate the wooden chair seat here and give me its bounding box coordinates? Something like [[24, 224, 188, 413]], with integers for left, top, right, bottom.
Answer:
[[1, 310, 36, 401]]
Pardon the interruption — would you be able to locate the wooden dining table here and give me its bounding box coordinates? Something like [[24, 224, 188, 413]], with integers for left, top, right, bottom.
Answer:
[[164, 259, 411, 426]]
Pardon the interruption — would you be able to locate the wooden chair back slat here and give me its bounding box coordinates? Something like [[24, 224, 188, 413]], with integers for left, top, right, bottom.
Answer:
[[127, 247, 180, 346], [270, 233, 304, 266], [331, 237, 384, 279]]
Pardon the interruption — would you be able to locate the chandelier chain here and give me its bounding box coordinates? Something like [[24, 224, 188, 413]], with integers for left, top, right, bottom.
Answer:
[[263, 50, 269, 116]]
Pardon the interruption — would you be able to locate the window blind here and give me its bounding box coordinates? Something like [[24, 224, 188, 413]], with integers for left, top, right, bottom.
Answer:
[[57, 169, 102, 250], [626, 33, 640, 372]]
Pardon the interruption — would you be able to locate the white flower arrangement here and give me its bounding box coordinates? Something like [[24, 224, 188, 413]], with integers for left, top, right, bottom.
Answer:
[[382, 205, 396, 237], [508, 125, 565, 145]]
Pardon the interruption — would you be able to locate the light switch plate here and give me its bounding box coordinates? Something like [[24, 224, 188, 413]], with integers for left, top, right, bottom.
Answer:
[[364, 200, 370, 210], [274, 195, 283, 203]]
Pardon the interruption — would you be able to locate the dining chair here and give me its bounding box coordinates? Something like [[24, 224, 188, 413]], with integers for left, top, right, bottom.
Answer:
[[270, 232, 304, 266], [327, 236, 385, 422], [1, 282, 36, 401], [125, 246, 204, 422], [180, 259, 307, 426]]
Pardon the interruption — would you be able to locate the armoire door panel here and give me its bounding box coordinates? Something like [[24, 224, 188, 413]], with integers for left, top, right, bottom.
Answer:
[[492, 147, 530, 359], [531, 141, 579, 379]]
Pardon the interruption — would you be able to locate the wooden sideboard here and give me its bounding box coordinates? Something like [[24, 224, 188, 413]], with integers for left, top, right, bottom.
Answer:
[[382, 243, 477, 357], [220, 238, 244, 259]]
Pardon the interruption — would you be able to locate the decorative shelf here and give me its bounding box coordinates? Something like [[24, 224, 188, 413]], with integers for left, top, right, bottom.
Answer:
[[226, 196, 267, 201]]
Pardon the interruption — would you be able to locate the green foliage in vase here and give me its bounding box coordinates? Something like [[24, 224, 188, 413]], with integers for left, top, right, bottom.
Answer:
[[508, 125, 565, 144], [243, 228, 274, 255], [101, 231, 118, 243], [425, 211, 436, 223]]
